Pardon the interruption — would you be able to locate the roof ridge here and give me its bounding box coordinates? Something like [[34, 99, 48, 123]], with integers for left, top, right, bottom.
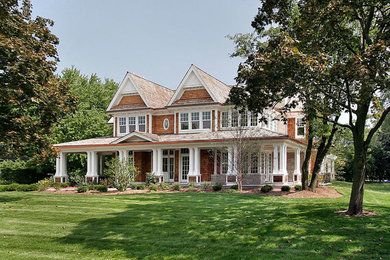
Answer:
[[127, 72, 174, 92], [192, 64, 231, 88]]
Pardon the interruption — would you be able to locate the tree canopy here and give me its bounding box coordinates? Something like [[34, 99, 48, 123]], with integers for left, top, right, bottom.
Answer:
[[228, 0, 389, 215], [0, 0, 74, 158]]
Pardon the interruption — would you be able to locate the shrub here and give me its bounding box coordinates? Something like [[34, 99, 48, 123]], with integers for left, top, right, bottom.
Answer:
[[230, 184, 238, 190], [212, 183, 223, 191], [281, 185, 291, 192], [130, 184, 146, 190], [37, 178, 53, 191], [201, 182, 211, 190], [159, 183, 170, 190], [88, 185, 108, 192], [261, 185, 273, 193], [187, 186, 197, 192], [0, 179, 11, 185], [77, 186, 88, 193], [171, 183, 181, 191], [105, 157, 138, 192], [148, 183, 159, 191], [0, 159, 50, 184], [52, 182, 70, 189], [145, 172, 158, 185], [5, 183, 20, 191], [17, 184, 38, 191], [188, 181, 197, 188], [224, 189, 238, 193], [295, 185, 302, 191]]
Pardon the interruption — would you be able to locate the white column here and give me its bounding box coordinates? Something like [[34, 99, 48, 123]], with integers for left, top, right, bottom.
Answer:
[[152, 149, 157, 173], [273, 145, 279, 174], [279, 144, 287, 174], [157, 148, 163, 181], [55, 156, 60, 176], [213, 149, 217, 175], [233, 145, 238, 175], [188, 147, 194, 177], [194, 147, 201, 182], [227, 146, 233, 175], [294, 148, 301, 174], [55, 152, 68, 183]]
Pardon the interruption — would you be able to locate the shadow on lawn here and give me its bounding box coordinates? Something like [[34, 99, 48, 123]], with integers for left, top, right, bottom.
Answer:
[[0, 194, 23, 203], [58, 193, 390, 259]]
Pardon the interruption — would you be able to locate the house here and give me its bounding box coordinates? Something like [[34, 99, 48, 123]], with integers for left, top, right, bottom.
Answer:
[[53, 65, 335, 186]]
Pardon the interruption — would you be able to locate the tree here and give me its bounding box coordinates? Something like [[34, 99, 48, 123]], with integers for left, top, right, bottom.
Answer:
[[228, 1, 389, 215], [0, 0, 74, 158], [105, 157, 138, 192], [51, 68, 118, 176]]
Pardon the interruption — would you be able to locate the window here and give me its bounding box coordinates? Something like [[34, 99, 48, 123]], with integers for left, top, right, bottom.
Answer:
[[191, 112, 200, 129], [180, 113, 189, 130], [180, 111, 212, 131], [296, 118, 306, 138], [250, 112, 258, 126], [240, 111, 248, 127], [222, 111, 229, 128], [138, 116, 146, 132], [119, 117, 126, 133], [128, 116, 136, 132], [251, 153, 259, 174], [128, 151, 134, 165], [221, 152, 228, 174], [202, 111, 211, 129], [163, 118, 169, 130], [231, 111, 239, 127]]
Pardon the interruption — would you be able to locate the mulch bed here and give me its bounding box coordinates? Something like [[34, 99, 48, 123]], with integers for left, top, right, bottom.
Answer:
[[40, 186, 343, 198]]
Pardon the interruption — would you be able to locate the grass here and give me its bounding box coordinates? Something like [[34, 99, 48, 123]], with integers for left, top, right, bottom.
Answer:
[[0, 181, 389, 259]]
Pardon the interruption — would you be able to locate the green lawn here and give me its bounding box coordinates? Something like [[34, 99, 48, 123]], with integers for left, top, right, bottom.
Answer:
[[0, 182, 389, 259]]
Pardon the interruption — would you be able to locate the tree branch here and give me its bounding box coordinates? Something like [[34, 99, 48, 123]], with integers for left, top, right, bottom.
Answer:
[[365, 106, 390, 146]]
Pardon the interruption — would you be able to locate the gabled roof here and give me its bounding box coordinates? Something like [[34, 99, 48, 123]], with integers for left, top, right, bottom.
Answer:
[[167, 65, 231, 106], [111, 131, 159, 144], [107, 72, 174, 112]]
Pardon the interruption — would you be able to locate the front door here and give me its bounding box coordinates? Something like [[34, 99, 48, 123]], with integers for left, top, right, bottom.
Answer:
[[163, 150, 175, 182], [180, 148, 189, 182]]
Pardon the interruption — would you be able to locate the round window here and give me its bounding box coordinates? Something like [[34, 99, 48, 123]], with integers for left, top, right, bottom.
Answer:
[[163, 118, 169, 130]]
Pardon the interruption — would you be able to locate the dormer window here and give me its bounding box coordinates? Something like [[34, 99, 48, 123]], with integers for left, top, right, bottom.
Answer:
[[296, 118, 306, 138]]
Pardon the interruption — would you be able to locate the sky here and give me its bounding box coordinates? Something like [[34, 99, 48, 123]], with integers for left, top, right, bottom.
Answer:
[[31, 0, 260, 89]]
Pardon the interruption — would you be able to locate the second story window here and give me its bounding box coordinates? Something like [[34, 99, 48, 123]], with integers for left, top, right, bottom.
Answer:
[[222, 111, 229, 128], [119, 117, 126, 134], [138, 115, 146, 132], [296, 118, 306, 138], [180, 113, 189, 130], [179, 111, 212, 131], [202, 111, 211, 129], [250, 112, 258, 126], [240, 111, 248, 127], [231, 111, 239, 127], [191, 112, 200, 129], [128, 116, 136, 132]]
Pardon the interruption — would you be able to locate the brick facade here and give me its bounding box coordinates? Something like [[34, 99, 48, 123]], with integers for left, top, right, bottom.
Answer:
[[118, 95, 146, 106], [174, 89, 213, 104], [200, 149, 214, 181], [152, 114, 174, 134]]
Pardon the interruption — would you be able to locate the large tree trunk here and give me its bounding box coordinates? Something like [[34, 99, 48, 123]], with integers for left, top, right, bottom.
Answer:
[[301, 124, 313, 190], [347, 135, 368, 215]]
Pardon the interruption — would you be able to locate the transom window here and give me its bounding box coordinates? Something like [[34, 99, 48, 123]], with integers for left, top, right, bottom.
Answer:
[[179, 111, 212, 131]]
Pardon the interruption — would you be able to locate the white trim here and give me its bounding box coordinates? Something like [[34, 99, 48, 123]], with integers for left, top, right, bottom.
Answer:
[[107, 73, 150, 111], [148, 113, 152, 133], [178, 110, 213, 133], [167, 65, 218, 106], [163, 118, 169, 130], [295, 117, 306, 138]]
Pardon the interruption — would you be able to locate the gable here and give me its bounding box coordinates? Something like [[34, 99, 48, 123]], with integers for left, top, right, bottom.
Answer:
[[118, 95, 146, 107], [183, 71, 202, 87], [173, 88, 213, 105], [120, 135, 150, 143]]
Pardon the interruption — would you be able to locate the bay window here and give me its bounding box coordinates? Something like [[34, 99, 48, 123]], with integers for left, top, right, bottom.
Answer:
[[222, 111, 229, 128], [179, 111, 212, 131]]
